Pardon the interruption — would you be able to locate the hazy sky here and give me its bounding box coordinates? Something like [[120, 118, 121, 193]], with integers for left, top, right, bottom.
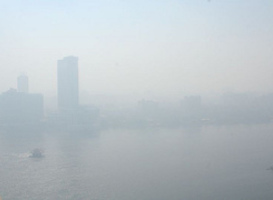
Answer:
[[1, 0, 273, 97]]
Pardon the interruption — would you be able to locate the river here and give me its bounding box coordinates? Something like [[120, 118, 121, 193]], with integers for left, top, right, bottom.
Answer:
[[0, 124, 273, 200]]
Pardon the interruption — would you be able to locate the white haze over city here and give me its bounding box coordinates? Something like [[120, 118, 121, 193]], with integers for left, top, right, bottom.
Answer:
[[1, 0, 273, 102]]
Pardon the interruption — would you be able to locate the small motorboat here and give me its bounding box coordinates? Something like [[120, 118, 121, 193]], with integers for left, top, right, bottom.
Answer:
[[29, 148, 44, 158]]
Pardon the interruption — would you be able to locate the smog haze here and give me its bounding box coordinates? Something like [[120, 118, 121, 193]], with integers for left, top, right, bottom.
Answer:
[[1, 0, 273, 98]]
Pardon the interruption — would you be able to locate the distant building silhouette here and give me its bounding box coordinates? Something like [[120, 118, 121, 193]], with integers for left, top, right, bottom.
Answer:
[[181, 96, 202, 111], [138, 99, 159, 115], [17, 74, 29, 93], [57, 56, 79, 110], [48, 105, 99, 132], [0, 88, 43, 126], [180, 96, 202, 124], [54, 56, 99, 132]]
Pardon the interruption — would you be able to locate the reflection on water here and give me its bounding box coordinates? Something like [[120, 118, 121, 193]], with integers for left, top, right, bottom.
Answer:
[[1, 125, 273, 200]]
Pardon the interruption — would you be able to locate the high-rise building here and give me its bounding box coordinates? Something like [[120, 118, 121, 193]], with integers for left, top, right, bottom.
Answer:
[[57, 56, 79, 109], [17, 74, 29, 93]]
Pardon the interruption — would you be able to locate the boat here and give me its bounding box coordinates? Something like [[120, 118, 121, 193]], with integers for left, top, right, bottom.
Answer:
[[29, 148, 44, 158]]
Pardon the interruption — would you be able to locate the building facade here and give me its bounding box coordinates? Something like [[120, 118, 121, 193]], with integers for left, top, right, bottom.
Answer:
[[57, 56, 79, 110]]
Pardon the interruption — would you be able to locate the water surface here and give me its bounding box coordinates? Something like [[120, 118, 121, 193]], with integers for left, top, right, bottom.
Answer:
[[0, 124, 273, 200]]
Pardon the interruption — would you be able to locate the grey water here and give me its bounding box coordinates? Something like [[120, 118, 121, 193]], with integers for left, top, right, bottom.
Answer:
[[1, 124, 273, 200]]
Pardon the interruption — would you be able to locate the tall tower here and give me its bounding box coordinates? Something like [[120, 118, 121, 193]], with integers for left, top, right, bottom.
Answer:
[[17, 74, 29, 93], [57, 56, 79, 110]]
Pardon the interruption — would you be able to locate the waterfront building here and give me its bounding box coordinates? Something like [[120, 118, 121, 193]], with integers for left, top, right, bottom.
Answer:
[[57, 56, 79, 110]]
